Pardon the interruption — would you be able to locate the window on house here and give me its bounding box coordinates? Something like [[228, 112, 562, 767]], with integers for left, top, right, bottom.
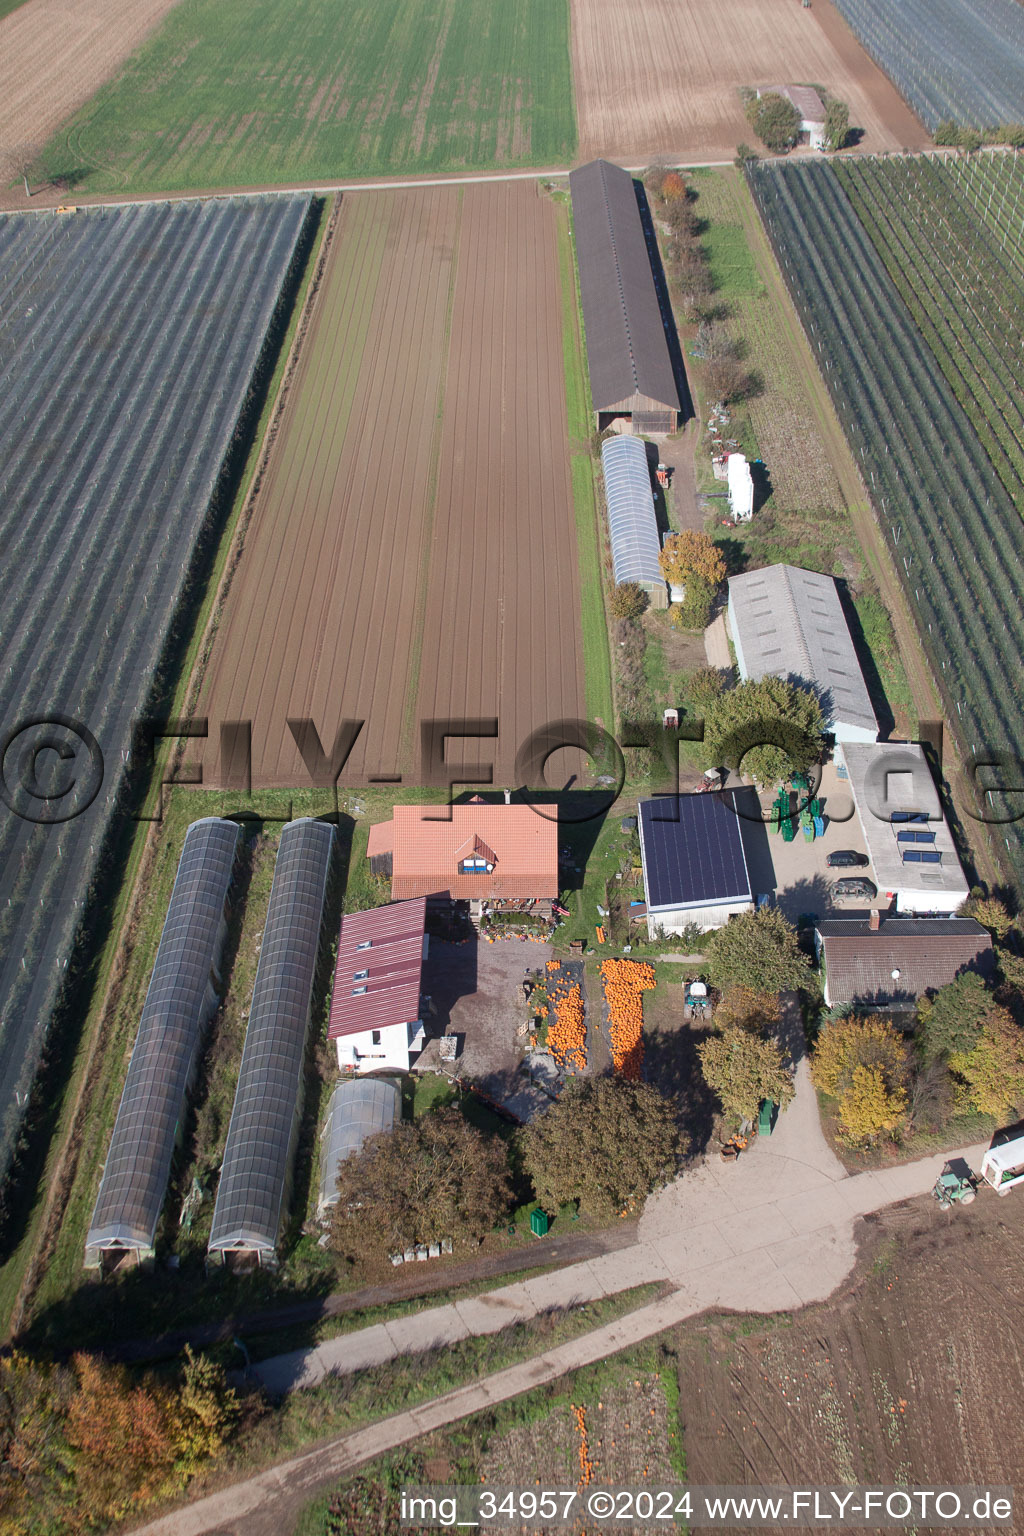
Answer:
[[356, 939, 372, 950], [371, 1030, 381, 1045], [352, 985, 367, 995], [460, 857, 488, 873], [353, 968, 368, 981]]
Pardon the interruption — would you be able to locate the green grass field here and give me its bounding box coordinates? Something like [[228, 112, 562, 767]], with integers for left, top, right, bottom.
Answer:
[[35, 0, 576, 194]]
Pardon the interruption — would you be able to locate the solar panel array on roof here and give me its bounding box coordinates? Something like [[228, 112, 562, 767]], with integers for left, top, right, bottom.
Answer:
[[639, 795, 751, 909], [208, 819, 335, 1262], [601, 436, 664, 594], [317, 1078, 400, 1214], [85, 818, 242, 1265]]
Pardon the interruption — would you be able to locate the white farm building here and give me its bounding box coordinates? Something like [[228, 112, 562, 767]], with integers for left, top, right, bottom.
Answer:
[[727, 453, 754, 521], [727, 564, 878, 745], [840, 741, 969, 915]]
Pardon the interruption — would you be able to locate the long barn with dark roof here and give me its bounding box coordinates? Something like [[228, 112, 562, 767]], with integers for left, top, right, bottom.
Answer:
[[569, 158, 682, 435]]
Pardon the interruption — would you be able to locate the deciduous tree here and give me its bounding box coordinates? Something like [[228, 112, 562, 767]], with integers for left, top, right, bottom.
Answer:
[[714, 984, 781, 1034], [747, 92, 801, 153], [916, 970, 996, 1062], [823, 99, 850, 151], [962, 893, 1013, 939], [658, 530, 726, 590], [698, 1027, 794, 1123], [610, 581, 649, 622], [329, 1109, 513, 1260], [703, 675, 824, 786], [812, 1015, 909, 1145], [949, 1013, 1024, 1121], [520, 1077, 684, 1216], [705, 908, 810, 994]]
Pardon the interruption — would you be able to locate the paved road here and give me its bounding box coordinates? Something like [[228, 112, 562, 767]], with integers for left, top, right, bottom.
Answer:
[[134, 1057, 991, 1534]]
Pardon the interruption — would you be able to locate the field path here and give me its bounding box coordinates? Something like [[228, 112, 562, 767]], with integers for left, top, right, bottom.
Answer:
[[132, 1056, 994, 1535], [0, 0, 185, 191]]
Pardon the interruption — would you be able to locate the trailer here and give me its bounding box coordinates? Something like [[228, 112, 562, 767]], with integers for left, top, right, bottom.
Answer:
[[980, 1135, 1024, 1194]]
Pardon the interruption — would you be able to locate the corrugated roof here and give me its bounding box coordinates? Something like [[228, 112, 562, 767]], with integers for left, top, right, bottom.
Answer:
[[85, 818, 241, 1259], [318, 1078, 400, 1213], [728, 565, 878, 737], [328, 899, 426, 1039], [762, 85, 826, 124], [208, 819, 335, 1257], [816, 917, 993, 1008], [639, 794, 752, 910], [370, 804, 559, 901], [569, 159, 681, 414], [841, 742, 969, 899], [601, 436, 664, 590]]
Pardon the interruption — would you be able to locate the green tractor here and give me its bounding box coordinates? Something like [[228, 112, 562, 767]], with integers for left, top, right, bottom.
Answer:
[[932, 1164, 976, 1210]]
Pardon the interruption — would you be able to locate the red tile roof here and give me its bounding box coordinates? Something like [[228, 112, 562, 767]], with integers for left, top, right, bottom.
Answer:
[[368, 804, 559, 901], [328, 898, 426, 1039]]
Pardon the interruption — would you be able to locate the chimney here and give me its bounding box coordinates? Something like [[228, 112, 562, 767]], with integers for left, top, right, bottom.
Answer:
[[869, 909, 881, 932], [504, 789, 511, 805]]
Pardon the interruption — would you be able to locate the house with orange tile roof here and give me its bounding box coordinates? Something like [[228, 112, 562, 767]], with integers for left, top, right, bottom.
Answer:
[[366, 798, 559, 922]]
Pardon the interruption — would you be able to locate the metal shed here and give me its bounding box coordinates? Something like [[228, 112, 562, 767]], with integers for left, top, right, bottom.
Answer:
[[601, 436, 667, 607], [727, 564, 878, 743], [208, 818, 335, 1266], [569, 158, 681, 434], [85, 818, 242, 1268], [317, 1077, 400, 1216]]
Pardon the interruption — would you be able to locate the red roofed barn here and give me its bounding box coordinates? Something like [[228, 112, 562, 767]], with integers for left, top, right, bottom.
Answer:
[[329, 898, 428, 1072], [366, 801, 559, 922]]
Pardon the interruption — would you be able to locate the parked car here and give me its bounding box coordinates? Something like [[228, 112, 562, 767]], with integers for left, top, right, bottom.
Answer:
[[830, 877, 878, 901], [826, 850, 870, 869]]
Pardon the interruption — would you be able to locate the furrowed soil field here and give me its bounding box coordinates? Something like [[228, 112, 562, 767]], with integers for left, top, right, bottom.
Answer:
[[570, 0, 927, 162], [198, 181, 588, 789], [33, 0, 575, 197], [0, 0, 183, 195]]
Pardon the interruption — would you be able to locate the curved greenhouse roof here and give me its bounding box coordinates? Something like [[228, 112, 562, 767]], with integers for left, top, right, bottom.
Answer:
[[85, 818, 242, 1265], [317, 1077, 400, 1214], [208, 818, 335, 1261], [601, 435, 664, 596]]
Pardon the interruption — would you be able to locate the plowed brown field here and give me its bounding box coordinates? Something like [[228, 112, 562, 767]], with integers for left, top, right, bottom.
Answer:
[[570, 0, 928, 162], [0, 0, 183, 192], [198, 181, 586, 789]]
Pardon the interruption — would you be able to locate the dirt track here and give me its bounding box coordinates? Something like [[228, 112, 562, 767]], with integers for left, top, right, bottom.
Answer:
[[198, 181, 586, 788], [570, 0, 928, 162], [0, 0, 182, 191]]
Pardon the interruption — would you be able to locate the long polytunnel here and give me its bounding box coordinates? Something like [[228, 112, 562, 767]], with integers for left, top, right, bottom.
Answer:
[[600, 436, 665, 596], [208, 818, 335, 1263], [317, 1077, 400, 1215], [84, 818, 242, 1267]]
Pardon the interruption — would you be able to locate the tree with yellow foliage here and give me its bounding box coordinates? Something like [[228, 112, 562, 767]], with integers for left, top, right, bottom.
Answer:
[[949, 1012, 1024, 1121], [658, 530, 726, 590], [812, 1015, 909, 1146]]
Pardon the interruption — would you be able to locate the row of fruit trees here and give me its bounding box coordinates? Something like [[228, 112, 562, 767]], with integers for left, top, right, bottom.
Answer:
[[745, 156, 1024, 895]]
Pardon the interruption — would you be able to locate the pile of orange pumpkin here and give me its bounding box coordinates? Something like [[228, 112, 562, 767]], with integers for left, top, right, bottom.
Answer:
[[547, 980, 586, 1071], [571, 1403, 596, 1486], [601, 959, 655, 1080]]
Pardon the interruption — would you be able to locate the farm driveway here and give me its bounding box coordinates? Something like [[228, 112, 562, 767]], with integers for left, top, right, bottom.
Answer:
[[134, 1085, 996, 1536], [418, 934, 552, 1096], [249, 1058, 990, 1396]]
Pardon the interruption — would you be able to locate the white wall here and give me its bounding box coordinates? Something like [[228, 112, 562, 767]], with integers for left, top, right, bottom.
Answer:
[[335, 1019, 425, 1072], [647, 897, 753, 937], [832, 719, 880, 746], [894, 888, 967, 916]]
